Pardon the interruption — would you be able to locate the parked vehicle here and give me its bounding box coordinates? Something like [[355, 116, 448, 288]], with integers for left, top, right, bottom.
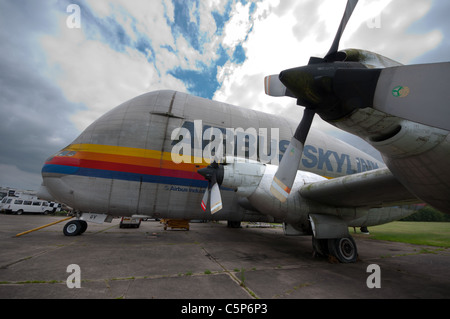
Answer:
[[0, 196, 58, 215], [119, 216, 141, 228]]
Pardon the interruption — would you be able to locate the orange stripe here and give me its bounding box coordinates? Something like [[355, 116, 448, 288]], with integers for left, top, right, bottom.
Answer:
[[71, 151, 204, 173]]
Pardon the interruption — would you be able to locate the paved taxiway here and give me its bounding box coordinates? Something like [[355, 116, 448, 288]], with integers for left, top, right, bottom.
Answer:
[[0, 214, 449, 299]]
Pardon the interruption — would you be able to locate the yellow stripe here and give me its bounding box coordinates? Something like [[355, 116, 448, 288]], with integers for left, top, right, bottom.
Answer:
[[63, 144, 336, 179], [65, 144, 209, 164]]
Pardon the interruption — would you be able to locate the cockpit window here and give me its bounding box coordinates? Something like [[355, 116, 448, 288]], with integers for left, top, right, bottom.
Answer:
[[46, 150, 77, 162], [58, 151, 71, 156]]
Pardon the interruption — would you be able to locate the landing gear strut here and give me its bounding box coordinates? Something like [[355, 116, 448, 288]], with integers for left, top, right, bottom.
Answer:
[[313, 236, 358, 263]]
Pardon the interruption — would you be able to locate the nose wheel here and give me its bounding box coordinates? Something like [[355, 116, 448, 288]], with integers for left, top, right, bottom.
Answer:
[[63, 220, 88, 236]]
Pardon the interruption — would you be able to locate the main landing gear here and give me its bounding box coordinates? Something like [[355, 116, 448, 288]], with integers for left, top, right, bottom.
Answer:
[[63, 219, 88, 236], [312, 236, 358, 263]]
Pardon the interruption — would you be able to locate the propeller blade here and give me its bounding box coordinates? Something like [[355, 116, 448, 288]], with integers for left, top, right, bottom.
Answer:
[[271, 108, 315, 202], [201, 187, 209, 212], [264, 75, 296, 98], [373, 62, 450, 131], [268, 0, 360, 203], [197, 159, 224, 214], [324, 0, 359, 62], [333, 62, 450, 131], [210, 183, 223, 214]]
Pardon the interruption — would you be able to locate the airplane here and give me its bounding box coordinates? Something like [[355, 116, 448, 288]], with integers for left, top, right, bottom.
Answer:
[[38, 0, 449, 263]]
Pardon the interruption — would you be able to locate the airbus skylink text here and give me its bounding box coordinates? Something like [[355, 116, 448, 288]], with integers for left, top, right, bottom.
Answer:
[[170, 120, 380, 174]]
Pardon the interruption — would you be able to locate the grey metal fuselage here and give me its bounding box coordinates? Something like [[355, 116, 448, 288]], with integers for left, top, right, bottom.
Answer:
[[41, 90, 386, 222]]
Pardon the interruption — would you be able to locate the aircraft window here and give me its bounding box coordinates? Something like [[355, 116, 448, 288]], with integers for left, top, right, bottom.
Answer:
[[14, 200, 23, 205], [53, 151, 77, 157], [23, 201, 32, 206], [58, 151, 71, 157]]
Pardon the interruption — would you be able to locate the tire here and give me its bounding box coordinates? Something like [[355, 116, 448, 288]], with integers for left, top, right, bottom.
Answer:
[[63, 220, 83, 236], [79, 220, 88, 234], [15, 210, 24, 215], [328, 236, 358, 263]]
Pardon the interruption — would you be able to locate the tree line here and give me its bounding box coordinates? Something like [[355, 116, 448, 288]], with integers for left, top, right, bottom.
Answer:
[[401, 206, 450, 222]]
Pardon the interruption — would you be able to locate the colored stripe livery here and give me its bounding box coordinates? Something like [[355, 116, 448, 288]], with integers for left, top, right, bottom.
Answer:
[[42, 144, 208, 188]]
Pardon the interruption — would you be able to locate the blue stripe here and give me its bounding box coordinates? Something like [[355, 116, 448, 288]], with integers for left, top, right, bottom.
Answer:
[[42, 164, 208, 188], [42, 164, 79, 175]]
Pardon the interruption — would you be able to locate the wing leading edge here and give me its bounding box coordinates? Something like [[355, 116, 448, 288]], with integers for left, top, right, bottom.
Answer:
[[299, 167, 420, 207]]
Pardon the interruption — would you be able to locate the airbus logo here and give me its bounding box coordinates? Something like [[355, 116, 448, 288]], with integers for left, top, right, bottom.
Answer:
[[171, 121, 379, 175]]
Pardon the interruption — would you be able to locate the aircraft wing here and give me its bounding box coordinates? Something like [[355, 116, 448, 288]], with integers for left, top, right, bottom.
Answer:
[[299, 167, 420, 207]]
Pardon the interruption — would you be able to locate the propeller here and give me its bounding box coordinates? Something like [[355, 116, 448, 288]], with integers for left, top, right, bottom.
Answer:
[[269, 0, 359, 202], [324, 0, 359, 62], [371, 62, 450, 131], [268, 0, 450, 203], [198, 160, 224, 214]]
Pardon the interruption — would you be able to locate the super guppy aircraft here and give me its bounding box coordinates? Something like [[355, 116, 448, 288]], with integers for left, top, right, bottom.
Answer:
[[40, 88, 421, 263], [39, 0, 450, 263]]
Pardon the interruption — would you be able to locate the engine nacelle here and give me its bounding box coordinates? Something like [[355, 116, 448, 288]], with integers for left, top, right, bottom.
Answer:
[[221, 158, 331, 233], [246, 165, 327, 227], [220, 157, 266, 197], [219, 158, 405, 238]]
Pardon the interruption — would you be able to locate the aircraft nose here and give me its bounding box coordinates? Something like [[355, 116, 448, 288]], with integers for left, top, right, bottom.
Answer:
[[37, 184, 54, 201], [40, 149, 80, 205]]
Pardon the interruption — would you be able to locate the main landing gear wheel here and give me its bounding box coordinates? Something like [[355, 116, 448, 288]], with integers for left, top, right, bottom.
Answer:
[[63, 220, 88, 236], [312, 236, 358, 263], [328, 236, 358, 263]]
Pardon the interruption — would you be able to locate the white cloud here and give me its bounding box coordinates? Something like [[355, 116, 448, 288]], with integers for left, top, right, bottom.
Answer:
[[39, 0, 445, 135], [343, 0, 443, 64], [40, 8, 186, 132], [222, 2, 252, 52]]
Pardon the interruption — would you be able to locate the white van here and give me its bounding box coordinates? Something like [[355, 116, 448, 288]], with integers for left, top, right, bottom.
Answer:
[[0, 197, 54, 215]]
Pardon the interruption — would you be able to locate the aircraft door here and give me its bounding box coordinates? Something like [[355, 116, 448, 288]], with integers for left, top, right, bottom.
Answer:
[[139, 91, 187, 217]]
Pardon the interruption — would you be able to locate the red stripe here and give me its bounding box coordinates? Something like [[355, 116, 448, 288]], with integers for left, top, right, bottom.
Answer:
[[47, 157, 205, 181]]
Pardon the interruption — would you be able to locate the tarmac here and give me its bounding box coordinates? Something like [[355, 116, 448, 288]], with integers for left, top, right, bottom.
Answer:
[[0, 214, 449, 300]]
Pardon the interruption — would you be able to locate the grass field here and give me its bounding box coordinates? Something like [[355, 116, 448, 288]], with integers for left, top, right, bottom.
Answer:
[[354, 222, 450, 248]]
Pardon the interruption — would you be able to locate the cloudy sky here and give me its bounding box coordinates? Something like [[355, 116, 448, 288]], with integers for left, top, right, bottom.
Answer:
[[0, 0, 448, 191]]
